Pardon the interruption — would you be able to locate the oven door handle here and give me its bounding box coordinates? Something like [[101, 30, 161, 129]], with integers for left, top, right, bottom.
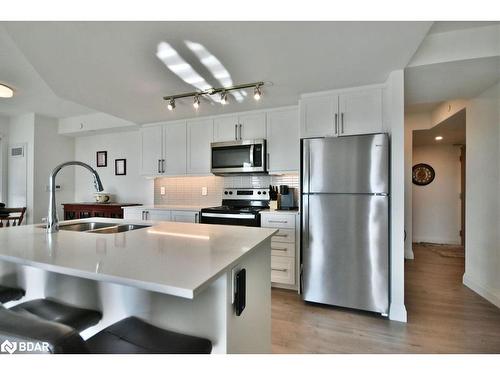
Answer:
[[201, 212, 256, 219]]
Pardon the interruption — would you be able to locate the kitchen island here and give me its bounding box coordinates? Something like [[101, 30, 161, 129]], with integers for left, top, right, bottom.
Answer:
[[0, 218, 276, 353]]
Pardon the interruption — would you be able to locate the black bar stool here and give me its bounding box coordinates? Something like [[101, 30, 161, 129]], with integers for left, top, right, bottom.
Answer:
[[0, 285, 25, 304], [0, 305, 212, 354], [10, 298, 102, 332]]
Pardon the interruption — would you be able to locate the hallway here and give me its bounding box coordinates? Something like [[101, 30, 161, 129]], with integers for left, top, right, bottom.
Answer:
[[272, 243, 500, 353]]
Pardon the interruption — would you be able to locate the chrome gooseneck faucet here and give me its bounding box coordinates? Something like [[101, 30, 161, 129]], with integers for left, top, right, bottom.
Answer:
[[47, 161, 104, 233]]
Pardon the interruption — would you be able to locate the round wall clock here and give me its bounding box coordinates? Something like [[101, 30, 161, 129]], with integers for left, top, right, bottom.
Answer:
[[412, 163, 435, 186]]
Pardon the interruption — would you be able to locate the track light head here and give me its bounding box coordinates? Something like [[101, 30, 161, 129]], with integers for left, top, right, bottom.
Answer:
[[193, 95, 200, 109], [167, 98, 175, 111], [254, 85, 262, 101], [220, 91, 228, 105]]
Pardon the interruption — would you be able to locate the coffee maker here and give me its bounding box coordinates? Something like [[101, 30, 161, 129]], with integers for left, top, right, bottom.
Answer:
[[278, 185, 297, 210]]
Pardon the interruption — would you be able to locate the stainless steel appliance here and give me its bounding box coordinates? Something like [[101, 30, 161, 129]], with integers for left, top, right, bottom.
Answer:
[[200, 188, 269, 227], [301, 134, 389, 315], [211, 140, 267, 175]]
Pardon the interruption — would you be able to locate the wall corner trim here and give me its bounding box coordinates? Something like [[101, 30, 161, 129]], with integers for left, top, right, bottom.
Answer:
[[389, 303, 408, 322], [463, 273, 500, 309]]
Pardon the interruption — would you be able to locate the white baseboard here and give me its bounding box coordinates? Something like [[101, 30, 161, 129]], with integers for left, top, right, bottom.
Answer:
[[413, 236, 461, 245], [389, 303, 407, 322], [463, 273, 500, 309]]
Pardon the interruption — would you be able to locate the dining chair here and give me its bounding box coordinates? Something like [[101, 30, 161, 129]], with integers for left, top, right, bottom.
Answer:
[[0, 207, 27, 227]]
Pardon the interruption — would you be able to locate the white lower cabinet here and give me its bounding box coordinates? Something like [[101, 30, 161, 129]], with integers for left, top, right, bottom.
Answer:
[[123, 207, 200, 223], [261, 211, 299, 289], [171, 210, 199, 223]]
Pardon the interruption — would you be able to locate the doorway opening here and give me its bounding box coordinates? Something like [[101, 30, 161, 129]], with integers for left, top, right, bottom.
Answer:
[[412, 108, 466, 263]]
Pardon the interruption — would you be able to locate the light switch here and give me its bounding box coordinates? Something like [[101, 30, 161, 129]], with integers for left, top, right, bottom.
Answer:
[[160, 186, 166, 195], [201, 187, 208, 196]]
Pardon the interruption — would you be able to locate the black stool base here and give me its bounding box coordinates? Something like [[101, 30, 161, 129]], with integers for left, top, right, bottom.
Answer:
[[0, 285, 25, 304]]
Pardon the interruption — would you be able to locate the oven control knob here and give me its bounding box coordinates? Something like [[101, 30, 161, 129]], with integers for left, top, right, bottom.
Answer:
[[262, 191, 267, 195], [257, 191, 261, 195], [224, 191, 228, 195], [229, 191, 233, 195]]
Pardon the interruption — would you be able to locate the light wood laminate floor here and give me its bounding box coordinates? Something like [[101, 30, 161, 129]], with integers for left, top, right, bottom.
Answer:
[[271, 243, 500, 353]]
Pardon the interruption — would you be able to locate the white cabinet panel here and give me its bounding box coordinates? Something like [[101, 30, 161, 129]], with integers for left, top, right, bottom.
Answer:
[[123, 208, 143, 221], [338, 88, 383, 136], [213, 115, 239, 142], [300, 95, 338, 138], [140, 125, 163, 175], [266, 108, 299, 172], [164, 121, 187, 175], [148, 210, 172, 221], [271, 256, 295, 285], [187, 119, 213, 175], [239, 112, 266, 140], [171, 210, 199, 223]]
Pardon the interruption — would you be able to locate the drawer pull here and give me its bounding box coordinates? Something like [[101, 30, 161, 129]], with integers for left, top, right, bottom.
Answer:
[[268, 220, 287, 224], [272, 247, 288, 251], [272, 268, 288, 272], [274, 233, 288, 237]]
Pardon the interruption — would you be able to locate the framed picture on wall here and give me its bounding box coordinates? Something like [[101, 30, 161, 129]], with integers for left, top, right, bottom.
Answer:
[[96, 151, 107, 167], [115, 159, 127, 176]]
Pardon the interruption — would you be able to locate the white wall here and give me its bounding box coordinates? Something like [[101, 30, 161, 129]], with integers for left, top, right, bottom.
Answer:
[[412, 144, 461, 245], [386, 70, 407, 322], [0, 115, 9, 203], [32, 114, 75, 223], [463, 81, 500, 308], [74, 130, 153, 204]]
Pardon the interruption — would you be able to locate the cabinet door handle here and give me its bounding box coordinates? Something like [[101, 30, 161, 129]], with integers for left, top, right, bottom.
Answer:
[[239, 124, 242, 140], [341, 112, 344, 134], [162, 159, 166, 173], [272, 268, 288, 272], [269, 220, 287, 224], [273, 233, 288, 238], [235, 124, 238, 140], [334, 113, 338, 135], [267, 153, 270, 170], [158, 159, 162, 174], [141, 211, 145, 220], [195, 213, 199, 223]]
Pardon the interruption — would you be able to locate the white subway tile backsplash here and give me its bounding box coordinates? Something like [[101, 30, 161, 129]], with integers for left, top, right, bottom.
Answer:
[[154, 173, 299, 205]]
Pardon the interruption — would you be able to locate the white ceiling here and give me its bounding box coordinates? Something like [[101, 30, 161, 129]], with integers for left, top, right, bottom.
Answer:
[[413, 108, 466, 147], [1, 21, 431, 124], [0, 25, 93, 118], [405, 56, 500, 105]]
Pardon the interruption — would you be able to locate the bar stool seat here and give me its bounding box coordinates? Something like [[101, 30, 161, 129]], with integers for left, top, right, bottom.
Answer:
[[86, 317, 212, 354], [11, 298, 102, 332], [0, 285, 25, 303]]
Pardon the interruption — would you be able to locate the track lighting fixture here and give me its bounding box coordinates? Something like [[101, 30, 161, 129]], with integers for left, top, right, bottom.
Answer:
[[254, 85, 262, 101], [220, 91, 228, 105], [167, 98, 175, 111], [162, 81, 267, 112]]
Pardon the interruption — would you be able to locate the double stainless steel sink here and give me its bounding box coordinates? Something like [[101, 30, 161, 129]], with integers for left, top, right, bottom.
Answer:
[[44, 222, 151, 234]]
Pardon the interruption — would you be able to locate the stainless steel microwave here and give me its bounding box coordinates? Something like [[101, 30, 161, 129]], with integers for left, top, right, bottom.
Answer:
[[211, 139, 267, 175]]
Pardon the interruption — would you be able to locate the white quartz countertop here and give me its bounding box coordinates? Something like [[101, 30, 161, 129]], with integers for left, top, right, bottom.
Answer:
[[123, 205, 207, 211], [0, 218, 277, 299]]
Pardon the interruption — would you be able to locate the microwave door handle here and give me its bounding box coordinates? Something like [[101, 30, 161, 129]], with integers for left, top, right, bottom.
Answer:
[[249, 144, 254, 167]]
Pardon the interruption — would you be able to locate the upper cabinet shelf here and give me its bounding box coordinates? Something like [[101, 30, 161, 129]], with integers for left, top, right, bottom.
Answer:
[[299, 86, 384, 138]]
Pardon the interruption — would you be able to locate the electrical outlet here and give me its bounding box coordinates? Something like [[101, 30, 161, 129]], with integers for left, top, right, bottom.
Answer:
[[160, 186, 166, 195], [201, 187, 208, 196]]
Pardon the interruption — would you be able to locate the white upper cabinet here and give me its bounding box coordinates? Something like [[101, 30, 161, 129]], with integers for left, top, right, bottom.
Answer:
[[140, 125, 163, 175], [299, 86, 383, 138], [266, 108, 299, 173], [338, 88, 383, 136], [187, 119, 213, 175], [238, 112, 266, 140], [163, 121, 187, 176], [213, 112, 266, 142], [300, 95, 338, 138], [213, 115, 239, 142]]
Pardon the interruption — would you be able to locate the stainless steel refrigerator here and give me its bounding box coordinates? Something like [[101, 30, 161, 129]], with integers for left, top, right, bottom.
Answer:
[[301, 134, 389, 315]]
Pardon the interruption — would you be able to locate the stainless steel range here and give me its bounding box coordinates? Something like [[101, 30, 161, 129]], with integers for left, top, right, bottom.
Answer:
[[200, 188, 270, 227]]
